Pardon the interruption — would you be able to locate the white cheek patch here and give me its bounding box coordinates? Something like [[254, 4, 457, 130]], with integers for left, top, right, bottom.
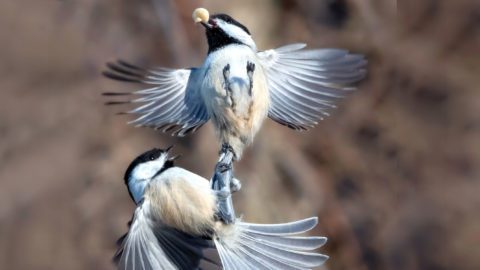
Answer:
[[131, 156, 166, 180], [218, 21, 256, 50]]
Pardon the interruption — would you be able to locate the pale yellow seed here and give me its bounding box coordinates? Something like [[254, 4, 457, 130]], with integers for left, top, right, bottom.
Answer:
[[192, 8, 209, 24]]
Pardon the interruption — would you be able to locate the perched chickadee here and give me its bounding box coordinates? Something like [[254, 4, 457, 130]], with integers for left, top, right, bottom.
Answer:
[[115, 147, 329, 270], [103, 7, 367, 160]]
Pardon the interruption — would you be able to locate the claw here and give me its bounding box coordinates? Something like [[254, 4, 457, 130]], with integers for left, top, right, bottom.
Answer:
[[211, 142, 237, 224], [219, 143, 237, 160], [216, 162, 232, 173]]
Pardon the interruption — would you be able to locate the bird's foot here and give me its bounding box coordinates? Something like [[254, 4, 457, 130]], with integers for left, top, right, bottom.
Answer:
[[211, 158, 232, 191], [215, 189, 231, 200], [230, 178, 242, 193], [246, 62, 255, 96], [212, 161, 240, 192], [214, 189, 236, 224], [222, 64, 231, 91], [211, 142, 237, 224], [214, 209, 236, 224], [219, 143, 237, 161], [215, 162, 232, 174]]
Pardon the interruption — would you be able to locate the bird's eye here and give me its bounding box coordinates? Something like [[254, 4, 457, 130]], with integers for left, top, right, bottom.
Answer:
[[149, 155, 156, 161]]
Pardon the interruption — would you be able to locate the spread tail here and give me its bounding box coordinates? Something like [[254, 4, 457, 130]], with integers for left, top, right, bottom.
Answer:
[[213, 217, 328, 270]]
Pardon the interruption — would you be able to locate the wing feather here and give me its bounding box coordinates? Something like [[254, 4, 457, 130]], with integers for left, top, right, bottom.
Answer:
[[258, 44, 367, 130], [214, 217, 328, 270], [114, 201, 215, 270], [103, 60, 209, 136]]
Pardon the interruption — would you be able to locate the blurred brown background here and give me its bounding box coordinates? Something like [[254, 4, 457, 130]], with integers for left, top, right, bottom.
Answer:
[[1, 0, 479, 269]]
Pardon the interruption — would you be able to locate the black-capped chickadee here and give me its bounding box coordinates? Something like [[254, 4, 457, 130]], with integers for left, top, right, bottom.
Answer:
[[116, 146, 329, 270], [103, 7, 367, 160], [104, 7, 366, 223]]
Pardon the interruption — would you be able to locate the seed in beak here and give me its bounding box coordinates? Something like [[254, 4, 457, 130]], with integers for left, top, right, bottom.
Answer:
[[192, 8, 209, 24]]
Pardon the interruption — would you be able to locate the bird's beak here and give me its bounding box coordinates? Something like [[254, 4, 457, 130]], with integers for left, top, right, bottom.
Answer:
[[165, 145, 174, 153], [165, 145, 181, 161], [192, 7, 213, 28], [201, 19, 217, 29], [168, 154, 182, 161]]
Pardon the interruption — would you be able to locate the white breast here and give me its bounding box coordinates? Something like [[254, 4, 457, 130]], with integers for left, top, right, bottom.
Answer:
[[200, 45, 270, 157], [201, 45, 258, 92], [144, 167, 217, 236]]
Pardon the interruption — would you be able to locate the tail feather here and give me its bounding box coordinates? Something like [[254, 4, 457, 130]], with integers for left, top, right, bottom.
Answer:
[[214, 217, 328, 270]]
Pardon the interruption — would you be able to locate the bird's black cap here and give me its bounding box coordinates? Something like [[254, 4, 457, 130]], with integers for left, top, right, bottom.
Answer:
[[204, 14, 251, 53], [123, 147, 169, 185], [210, 14, 250, 35]]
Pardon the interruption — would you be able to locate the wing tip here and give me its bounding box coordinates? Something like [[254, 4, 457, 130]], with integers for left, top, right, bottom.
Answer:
[[268, 116, 314, 131], [215, 216, 329, 269], [102, 91, 133, 96], [104, 100, 132, 106], [102, 70, 143, 83], [102, 59, 150, 83]]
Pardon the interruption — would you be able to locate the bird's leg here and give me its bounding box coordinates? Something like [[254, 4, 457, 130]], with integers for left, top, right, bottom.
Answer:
[[222, 64, 236, 109], [211, 143, 237, 224], [217, 143, 239, 193], [222, 64, 231, 92], [212, 189, 232, 222], [218, 143, 237, 160], [216, 162, 231, 174], [246, 62, 255, 96]]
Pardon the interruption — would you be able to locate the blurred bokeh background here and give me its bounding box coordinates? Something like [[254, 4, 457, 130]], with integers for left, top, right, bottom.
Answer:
[[1, 0, 479, 269]]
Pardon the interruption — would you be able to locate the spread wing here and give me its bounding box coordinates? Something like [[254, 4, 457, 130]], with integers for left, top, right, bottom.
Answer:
[[257, 43, 367, 130], [114, 201, 216, 270], [214, 217, 328, 269], [103, 60, 209, 136]]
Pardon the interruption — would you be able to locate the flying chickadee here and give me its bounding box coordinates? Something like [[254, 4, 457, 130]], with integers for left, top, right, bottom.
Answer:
[[115, 146, 329, 270], [103, 8, 367, 160]]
